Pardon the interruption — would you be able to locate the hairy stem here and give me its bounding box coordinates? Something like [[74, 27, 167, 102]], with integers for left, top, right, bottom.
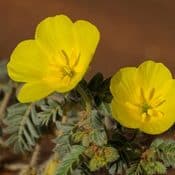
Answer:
[[19, 144, 40, 175], [30, 144, 40, 167], [4, 163, 27, 171]]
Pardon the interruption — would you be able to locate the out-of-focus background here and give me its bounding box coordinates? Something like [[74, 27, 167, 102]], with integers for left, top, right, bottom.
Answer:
[[1, 0, 175, 77], [1, 1, 175, 175]]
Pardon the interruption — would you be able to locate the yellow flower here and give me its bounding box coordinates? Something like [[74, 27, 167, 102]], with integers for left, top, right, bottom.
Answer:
[[110, 60, 175, 134], [7, 15, 100, 103]]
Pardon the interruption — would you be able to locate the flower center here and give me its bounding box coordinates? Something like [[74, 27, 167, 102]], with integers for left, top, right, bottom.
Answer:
[[126, 88, 165, 122], [140, 88, 165, 122], [56, 49, 79, 83], [142, 103, 151, 113], [62, 65, 74, 77]]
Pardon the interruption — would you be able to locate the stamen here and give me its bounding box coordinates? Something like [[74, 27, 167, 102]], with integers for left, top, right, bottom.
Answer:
[[149, 88, 155, 101], [141, 113, 147, 122], [140, 88, 147, 102], [56, 50, 70, 67], [61, 50, 69, 65], [153, 99, 166, 108], [63, 66, 74, 77], [147, 109, 153, 116], [70, 48, 80, 67], [58, 49, 76, 79], [126, 102, 140, 110]]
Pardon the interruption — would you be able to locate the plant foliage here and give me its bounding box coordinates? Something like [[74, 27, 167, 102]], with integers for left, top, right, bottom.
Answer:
[[56, 145, 85, 175], [37, 98, 63, 126], [4, 103, 40, 152], [0, 64, 175, 175]]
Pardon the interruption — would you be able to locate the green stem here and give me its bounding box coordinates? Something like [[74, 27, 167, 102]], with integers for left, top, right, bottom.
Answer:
[[77, 84, 91, 115]]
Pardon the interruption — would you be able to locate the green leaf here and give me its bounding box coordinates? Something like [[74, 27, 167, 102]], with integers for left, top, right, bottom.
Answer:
[[37, 99, 63, 126], [89, 154, 106, 172], [151, 138, 175, 167], [142, 161, 166, 175], [82, 134, 90, 147], [90, 110, 103, 129], [90, 129, 107, 146], [89, 146, 119, 172], [72, 131, 85, 144], [89, 110, 107, 146], [98, 102, 112, 116], [56, 122, 74, 133], [104, 147, 119, 163], [126, 162, 143, 175], [3, 103, 40, 153], [91, 129, 107, 146], [54, 134, 71, 158], [126, 160, 166, 175], [56, 145, 85, 175], [54, 122, 75, 159], [54, 121, 76, 158]]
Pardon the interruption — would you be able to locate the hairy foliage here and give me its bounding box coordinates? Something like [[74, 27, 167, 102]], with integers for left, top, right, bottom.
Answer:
[[126, 160, 166, 175], [54, 121, 76, 158], [89, 110, 107, 146], [3, 103, 40, 152], [56, 145, 85, 175], [126, 138, 175, 175], [37, 98, 63, 126], [1, 67, 175, 175], [151, 138, 175, 167]]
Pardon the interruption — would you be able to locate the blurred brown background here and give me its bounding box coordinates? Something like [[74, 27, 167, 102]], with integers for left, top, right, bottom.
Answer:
[[1, 0, 175, 77], [1, 1, 175, 174]]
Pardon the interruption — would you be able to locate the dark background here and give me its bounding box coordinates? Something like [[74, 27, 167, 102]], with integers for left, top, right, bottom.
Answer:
[[1, 1, 175, 174], [1, 0, 175, 78]]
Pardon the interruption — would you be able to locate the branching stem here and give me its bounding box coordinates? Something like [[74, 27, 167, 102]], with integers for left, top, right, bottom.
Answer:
[[4, 163, 27, 171], [30, 143, 40, 167], [19, 144, 41, 175]]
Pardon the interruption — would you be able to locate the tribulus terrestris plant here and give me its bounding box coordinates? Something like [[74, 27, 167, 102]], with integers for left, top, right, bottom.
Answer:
[[0, 14, 175, 175]]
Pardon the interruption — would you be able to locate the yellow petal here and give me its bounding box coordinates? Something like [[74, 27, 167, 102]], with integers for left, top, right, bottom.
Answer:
[[140, 108, 174, 134], [110, 67, 139, 103], [54, 72, 82, 93], [35, 15, 74, 56], [7, 40, 48, 82], [138, 60, 172, 90], [111, 100, 141, 128], [73, 20, 100, 73], [142, 80, 175, 134], [17, 81, 54, 103]]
